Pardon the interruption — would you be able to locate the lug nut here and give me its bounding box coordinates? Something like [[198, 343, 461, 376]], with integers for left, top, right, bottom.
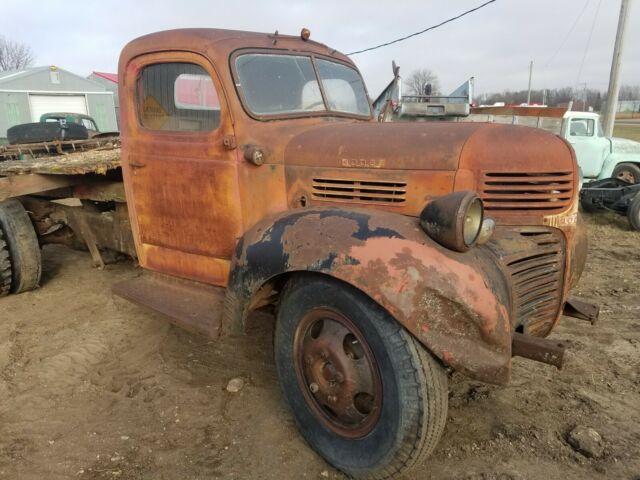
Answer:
[[335, 372, 344, 383], [309, 382, 319, 393], [320, 350, 328, 360], [305, 355, 313, 366]]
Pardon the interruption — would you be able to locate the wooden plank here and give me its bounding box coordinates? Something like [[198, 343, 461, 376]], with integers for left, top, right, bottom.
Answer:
[[67, 208, 106, 269], [0, 137, 120, 159], [0, 147, 121, 176], [73, 182, 127, 202], [0, 174, 81, 201]]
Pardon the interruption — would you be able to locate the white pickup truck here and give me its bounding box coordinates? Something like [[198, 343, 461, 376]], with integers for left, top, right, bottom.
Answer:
[[561, 111, 640, 184]]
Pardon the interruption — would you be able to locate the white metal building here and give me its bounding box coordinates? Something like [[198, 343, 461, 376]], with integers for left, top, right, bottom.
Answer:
[[0, 65, 118, 142]]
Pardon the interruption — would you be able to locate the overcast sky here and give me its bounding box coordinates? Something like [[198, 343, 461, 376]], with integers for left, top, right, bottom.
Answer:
[[3, 0, 638, 98]]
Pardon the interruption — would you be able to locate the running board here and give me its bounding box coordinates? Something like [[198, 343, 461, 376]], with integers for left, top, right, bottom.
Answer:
[[113, 272, 225, 338]]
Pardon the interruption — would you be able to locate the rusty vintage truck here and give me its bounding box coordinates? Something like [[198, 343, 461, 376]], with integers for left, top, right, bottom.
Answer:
[[0, 28, 598, 479]]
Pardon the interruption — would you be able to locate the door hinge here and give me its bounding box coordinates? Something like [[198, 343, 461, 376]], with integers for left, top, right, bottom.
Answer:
[[223, 135, 237, 150]]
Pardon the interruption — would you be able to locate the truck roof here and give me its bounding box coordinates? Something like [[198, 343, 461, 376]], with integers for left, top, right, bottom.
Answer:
[[563, 111, 600, 119], [119, 28, 353, 74]]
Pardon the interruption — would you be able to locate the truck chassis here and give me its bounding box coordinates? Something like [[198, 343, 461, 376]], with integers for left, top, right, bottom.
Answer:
[[580, 178, 640, 230]]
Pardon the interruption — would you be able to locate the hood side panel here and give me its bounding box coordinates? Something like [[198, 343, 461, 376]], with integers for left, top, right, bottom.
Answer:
[[283, 122, 486, 170]]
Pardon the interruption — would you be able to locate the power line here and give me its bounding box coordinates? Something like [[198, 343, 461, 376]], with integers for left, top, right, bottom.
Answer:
[[543, 0, 591, 68], [347, 0, 497, 56], [574, 0, 602, 94]]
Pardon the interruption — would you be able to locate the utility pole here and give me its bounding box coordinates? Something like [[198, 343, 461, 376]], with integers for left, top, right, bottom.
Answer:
[[527, 60, 533, 105], [603, 0, 632, 137]]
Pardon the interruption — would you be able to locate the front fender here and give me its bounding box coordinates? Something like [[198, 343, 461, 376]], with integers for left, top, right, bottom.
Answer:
[[226, 207, 513, 384], [598, 153, 638, 179]]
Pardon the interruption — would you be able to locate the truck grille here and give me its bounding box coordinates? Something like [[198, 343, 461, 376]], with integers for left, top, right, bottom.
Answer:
[[489, 228, 565, 336], [480, 171, 573, 213], [312, 178, 406, 204]]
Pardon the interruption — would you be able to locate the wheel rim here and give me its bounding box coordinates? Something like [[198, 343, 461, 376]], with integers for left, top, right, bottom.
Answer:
[[617, 169, 636, 184], [293, 308, 383, 438]]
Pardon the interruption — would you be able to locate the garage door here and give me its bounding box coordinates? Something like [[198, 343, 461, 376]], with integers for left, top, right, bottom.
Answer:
[[28, 95, 87, 122]]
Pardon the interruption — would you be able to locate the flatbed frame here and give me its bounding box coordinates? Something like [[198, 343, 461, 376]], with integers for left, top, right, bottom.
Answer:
[[0, 139, 134, 268]]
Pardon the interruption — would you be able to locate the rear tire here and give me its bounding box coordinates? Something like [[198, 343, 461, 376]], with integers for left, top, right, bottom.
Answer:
[[274, 274, 448, 479], [0, 230, 12, 297], [0, 199, 41, 293], [628, 194, 640, 231], [7, 122, 89, 145], [612, 163, 640, 185]]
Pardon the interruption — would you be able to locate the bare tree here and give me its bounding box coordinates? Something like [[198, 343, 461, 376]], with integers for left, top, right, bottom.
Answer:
[[406, 69, 440, 96], [0, 36, 35, 71], [618, 85, 640, 101]]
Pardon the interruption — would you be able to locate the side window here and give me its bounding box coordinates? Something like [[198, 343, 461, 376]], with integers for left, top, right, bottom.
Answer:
[[82, 119, 97, 130], [570, 118, 594, 137], [138, 63, 220, 132]]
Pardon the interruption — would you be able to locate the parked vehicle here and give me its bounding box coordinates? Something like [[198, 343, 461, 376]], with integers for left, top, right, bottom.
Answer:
[[7, 120, 89, 145], [40, 112, 100, 135], [6, 112, 118, 146], [375, 67, 640, 185], [0, 29, 597, 479]]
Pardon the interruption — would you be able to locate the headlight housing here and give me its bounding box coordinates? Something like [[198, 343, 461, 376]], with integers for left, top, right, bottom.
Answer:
[[419, 191, 491, 252]]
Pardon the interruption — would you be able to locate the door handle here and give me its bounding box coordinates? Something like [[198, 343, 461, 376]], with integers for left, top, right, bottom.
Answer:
[[129, 161, 146, 169]]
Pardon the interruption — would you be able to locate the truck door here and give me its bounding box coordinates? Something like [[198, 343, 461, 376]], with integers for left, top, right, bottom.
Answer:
[[566, 117, 610, 178], [122, 53, 242, 287]]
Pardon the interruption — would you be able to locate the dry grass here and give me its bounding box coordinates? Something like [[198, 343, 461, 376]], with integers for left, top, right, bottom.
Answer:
[[616, 112, 640, 120], [613, 123, 640, 142]]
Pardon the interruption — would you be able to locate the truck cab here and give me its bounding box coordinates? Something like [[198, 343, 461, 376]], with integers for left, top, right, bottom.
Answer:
[[40, 112, 100, 134], [116, 28, 589, 478], [562, 111, 640, 183]]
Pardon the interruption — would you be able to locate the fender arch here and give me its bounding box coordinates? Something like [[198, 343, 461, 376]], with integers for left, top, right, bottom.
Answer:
[[224, 207, 513, 384], [599, 154, 640, 179]]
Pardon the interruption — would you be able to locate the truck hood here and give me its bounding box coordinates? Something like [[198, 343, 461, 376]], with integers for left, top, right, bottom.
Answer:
[[281, 121, 577, 220], [283, 121, 571, 172], [610, 136, 640, 154], [284, 122, 491, 170]]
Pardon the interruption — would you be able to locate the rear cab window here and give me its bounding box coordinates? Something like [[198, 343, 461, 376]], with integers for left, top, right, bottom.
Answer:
[[137, 63, 220, 132], [570, 118, 595, 137]]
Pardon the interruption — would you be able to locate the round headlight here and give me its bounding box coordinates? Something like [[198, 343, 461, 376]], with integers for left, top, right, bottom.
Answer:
[[419, 191, 485, 252], [463, 197, 483, 246]]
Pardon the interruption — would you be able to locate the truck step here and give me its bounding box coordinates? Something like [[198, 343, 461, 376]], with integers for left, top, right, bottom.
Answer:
[[113, 272, 225, 338]]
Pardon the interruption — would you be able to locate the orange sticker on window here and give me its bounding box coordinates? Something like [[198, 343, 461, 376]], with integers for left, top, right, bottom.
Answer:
[[142, 95, 169, 129]]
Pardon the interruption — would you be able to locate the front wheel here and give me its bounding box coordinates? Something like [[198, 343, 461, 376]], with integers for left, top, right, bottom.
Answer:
[[274, 274, 448, 479], [628, 194, 640, 231], [612, 163, 640, 184]]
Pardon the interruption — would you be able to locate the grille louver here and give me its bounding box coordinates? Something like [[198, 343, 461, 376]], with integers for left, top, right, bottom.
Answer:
[[312, 178, 406, 205], [501, 229, 565, 335], [480, 171, 573, 213]]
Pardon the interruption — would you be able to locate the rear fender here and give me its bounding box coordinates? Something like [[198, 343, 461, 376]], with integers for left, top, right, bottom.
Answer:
[[225, 207, 513, 384]]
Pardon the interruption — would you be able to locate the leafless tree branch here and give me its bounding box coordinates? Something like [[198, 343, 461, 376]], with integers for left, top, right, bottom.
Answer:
[[0, 36, 35, 71], [406, 69, 440, 96]]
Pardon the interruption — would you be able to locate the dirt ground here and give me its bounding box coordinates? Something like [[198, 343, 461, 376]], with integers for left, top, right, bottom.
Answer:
[[0, 212, 638, 480]]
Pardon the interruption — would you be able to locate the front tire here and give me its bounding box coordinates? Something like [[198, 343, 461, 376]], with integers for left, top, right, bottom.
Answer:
[[612, 163, 640, 184], [274, 274, 448, 479]]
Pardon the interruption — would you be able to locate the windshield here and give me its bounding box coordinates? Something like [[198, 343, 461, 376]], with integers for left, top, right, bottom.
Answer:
[[235, 53, 370, 118]]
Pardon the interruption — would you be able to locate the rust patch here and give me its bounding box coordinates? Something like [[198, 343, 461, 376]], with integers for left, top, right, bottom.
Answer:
[[281, 214, 361, 267]]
